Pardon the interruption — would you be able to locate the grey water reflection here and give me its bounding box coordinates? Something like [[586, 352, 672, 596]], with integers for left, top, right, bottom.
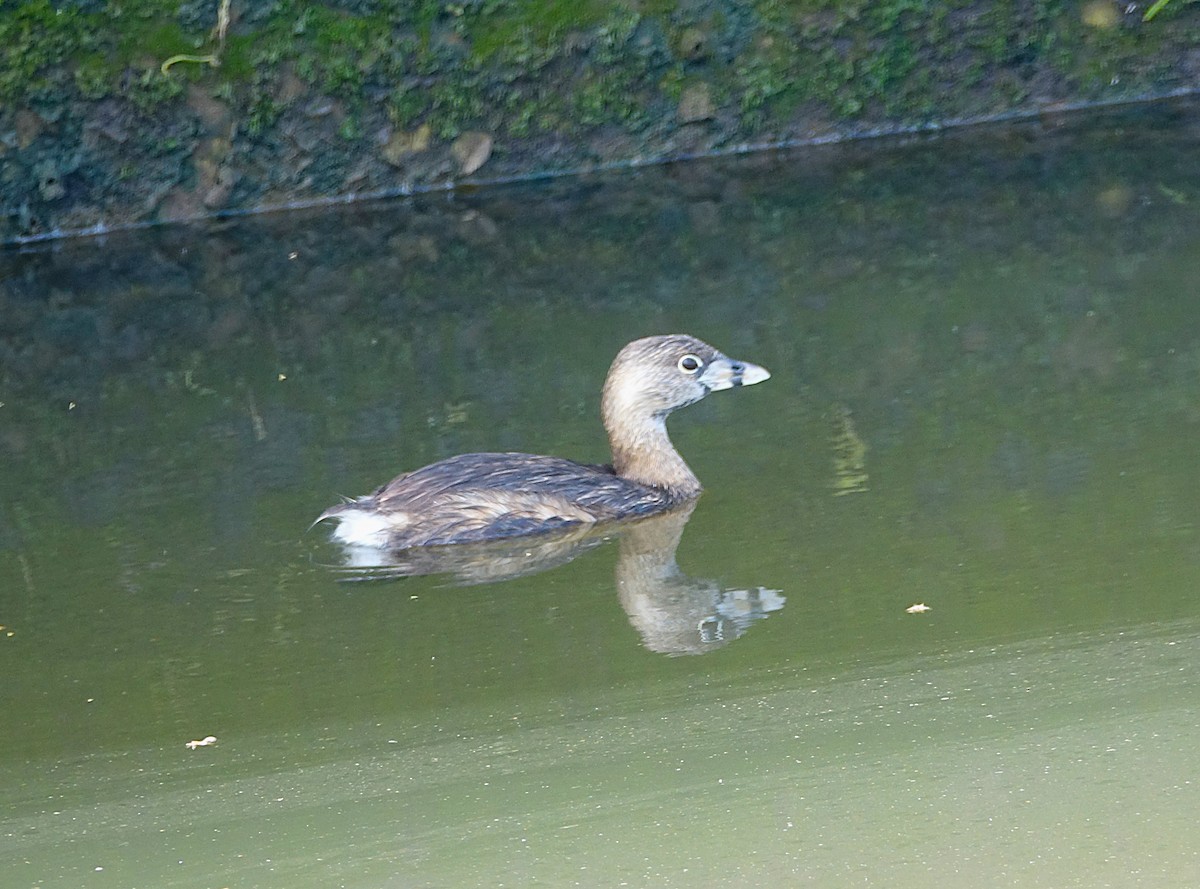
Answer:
[[330, 502, 785, 655], [3, 98, 1200, 887]]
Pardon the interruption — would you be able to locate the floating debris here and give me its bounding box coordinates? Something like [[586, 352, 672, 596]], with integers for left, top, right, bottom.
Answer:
[[185, 735, 218, 749], [161, 0, 230, 74], [905, 603, 931, 614], [830, 405, 869, 496]]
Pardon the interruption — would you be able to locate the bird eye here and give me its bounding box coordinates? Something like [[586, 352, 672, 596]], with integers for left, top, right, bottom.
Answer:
[[678, 354, 702, 374]]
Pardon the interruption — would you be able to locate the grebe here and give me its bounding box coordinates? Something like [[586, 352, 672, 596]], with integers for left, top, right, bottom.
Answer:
[[315, 334, 769, 549]]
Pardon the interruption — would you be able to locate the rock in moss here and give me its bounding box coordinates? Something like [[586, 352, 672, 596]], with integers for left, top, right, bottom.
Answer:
[[382, 123, 432, 167], [451, 131, 493, 176], [677, 27, 708, 61], [15, 110, 47, 149], [202, 165, 238, 209], [186, 84, 233, 136], [157, 186, 206, 222], [33, 159, 66, 202], [1081, 0, 1120, 28], [677, 83, 714, 124]]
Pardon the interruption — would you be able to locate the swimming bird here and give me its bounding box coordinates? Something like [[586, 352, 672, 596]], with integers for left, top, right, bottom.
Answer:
[[315, 334, 769, 549]]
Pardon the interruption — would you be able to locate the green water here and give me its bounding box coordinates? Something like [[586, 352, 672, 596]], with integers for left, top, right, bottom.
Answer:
[[3, 100, 1200, 887]]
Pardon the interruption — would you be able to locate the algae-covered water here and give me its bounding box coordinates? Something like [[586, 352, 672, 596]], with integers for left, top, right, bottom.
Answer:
[[3, 101, 1200, 887]]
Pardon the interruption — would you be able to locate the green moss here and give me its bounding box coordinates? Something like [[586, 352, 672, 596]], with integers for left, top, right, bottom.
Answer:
[[659, 65, 686, 101], [245, 91, 284, 137], [735, 53, 794, 118], [337, 115, 361, 140], [287, 5, 393, 93], [127, 64, 185, 112], [468, 0, 610, 61], [73, 53, 112, 100], [216, 34, 257, 83], [576, 73, 643, 128], [0, 0, 87, 103], [3, 0, 1195, 130], [590, 9, 643, 66], [119, 20, 199, 64], [386, 84, 427, 129], [429, 78, 486, 138]]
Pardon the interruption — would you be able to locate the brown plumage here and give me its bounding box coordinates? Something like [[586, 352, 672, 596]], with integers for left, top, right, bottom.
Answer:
[[315, 334, 770, 549]]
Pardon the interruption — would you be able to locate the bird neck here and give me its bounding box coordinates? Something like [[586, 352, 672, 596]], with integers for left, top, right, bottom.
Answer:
[[605, 410, 702, 499]]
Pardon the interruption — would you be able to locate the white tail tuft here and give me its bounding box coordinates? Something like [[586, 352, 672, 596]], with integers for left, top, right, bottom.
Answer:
[[326, 509, 400, 548]]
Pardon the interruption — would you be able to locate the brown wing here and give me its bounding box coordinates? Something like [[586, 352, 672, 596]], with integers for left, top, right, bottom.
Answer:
[[339, 452, 676, 548]]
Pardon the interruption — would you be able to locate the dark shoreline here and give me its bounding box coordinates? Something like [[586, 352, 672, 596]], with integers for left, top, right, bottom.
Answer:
[[3, 1, 1199, 245], [6, 87, 1197, 249]]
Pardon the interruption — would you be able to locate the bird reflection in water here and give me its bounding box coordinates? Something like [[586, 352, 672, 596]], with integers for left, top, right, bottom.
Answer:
[[322, 501, 784, 656]]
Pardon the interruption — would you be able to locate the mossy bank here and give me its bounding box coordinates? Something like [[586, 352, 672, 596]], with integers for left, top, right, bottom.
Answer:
[[2, 0, 1198, 243]]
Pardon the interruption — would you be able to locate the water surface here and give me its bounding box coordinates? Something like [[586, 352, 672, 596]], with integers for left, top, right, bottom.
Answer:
[[3, 100, 1200, 887]]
